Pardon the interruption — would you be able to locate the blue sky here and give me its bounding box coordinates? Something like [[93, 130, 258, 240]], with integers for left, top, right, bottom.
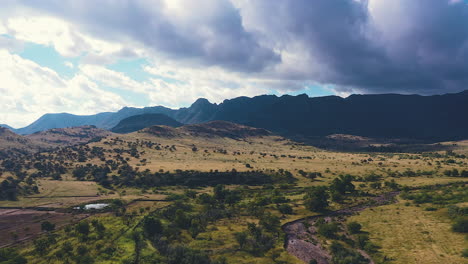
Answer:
[[1, 0, 467, 127]]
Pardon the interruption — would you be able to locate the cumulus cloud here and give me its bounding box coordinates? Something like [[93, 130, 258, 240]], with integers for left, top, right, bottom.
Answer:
[[0, 50, 126, 127]]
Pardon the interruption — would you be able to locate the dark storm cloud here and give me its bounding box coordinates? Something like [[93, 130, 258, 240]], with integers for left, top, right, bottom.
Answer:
[[239, 0, 468, 94], [18, 0, 468, 94]]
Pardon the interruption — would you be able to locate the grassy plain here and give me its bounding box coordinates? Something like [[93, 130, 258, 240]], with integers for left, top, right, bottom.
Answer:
[[348, 200, 467, 264]]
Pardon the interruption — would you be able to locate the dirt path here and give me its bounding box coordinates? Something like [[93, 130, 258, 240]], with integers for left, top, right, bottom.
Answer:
[[282, 191, 400, 264]]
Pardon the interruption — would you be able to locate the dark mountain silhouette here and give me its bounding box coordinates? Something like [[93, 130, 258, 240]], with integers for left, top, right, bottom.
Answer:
[[207, 91, 468, 141], [11, 90, 468, 141], [111, 113, 183, 133]]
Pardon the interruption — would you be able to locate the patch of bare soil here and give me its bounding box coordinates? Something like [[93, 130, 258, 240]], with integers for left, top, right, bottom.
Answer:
[[0, 209, 88, 248], [283, 192, 399, 264]]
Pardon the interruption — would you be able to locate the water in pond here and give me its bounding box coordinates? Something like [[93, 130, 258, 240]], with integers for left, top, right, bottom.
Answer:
[[75, 203, 109, 210]]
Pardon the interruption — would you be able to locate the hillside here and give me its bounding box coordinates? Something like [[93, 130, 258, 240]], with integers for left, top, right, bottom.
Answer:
[[111, 113, 182, 134], [0, 124, 13, 130], [0, 127, 49, 154], [139, 120, 271, 140], [26, 126, 113, 146], [12, 90, 468, 141]]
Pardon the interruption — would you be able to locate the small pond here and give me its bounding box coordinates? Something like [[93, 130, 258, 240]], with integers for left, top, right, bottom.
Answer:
[[74, 203, 109, 210]]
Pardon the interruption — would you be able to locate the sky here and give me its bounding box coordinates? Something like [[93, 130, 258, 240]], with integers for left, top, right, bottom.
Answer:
[[1, 0, 468, 128]]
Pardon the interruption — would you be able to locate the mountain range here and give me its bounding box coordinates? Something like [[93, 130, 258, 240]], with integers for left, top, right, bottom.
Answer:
[[111, 113, 183, 133], [7, 90, 468, 141]]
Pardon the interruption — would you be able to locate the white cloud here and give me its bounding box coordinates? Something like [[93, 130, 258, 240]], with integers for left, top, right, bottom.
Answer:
[[0, 49, 126, 127], [64, 61, 74, 68], [1, 14, 145, 64], [143, 60, 307, 107]]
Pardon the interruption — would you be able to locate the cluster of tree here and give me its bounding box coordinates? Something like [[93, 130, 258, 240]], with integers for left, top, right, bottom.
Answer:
[[72, 164, 111, 187], [400, 183, 466, 205], [310, 219, 376, 264], [329, 241, 369, 264], [298, 170, 322, 180], [443, 169, 468, 177], [329, 174, 355, 202], [241, 188, 292, 217], [235, 213, 281, 256], [30, 160, 67, 180], [0, 177, 38, 201], [111, 166, 296, 188], [140, 193, 234, 264], [32, 219, 108, 263], [0, 248, 27, 264], [447, 205, 468, 234]]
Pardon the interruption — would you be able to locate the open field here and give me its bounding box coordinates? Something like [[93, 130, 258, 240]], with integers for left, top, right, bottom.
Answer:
[[348, 200, 467, 264], [0, 209, 89, 248]]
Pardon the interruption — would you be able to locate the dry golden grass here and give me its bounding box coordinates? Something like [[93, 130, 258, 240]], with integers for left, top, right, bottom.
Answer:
[[348, 200, 468, 264]]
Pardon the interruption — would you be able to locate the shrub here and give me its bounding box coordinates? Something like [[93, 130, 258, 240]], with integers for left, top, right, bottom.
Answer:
[[347, 222, 362, 234], [304, 186, 329, 212], [41, 221, 55, 232], [318, 222, 340, 238], [0, 248, 27, 264], [452, 218, 468, 233], [278, 204, 293, 214]]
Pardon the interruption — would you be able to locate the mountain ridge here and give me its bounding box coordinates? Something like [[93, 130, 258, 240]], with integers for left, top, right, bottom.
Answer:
[[8, 90, 468, 141], [111, 113, 183, 133]]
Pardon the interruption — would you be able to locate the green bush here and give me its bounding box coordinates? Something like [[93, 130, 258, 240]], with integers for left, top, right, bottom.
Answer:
[[347, 222, 362, 234], [277, 204, 293, 214], [318, 222, 340, 238], [452, 217, 468, 233]]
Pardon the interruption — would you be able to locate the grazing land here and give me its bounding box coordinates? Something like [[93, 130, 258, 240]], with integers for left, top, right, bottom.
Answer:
[[0, 122, 466, 264]]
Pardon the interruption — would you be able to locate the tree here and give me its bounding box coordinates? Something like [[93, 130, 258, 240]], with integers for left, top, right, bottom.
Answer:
[[317, 222, 340, 238], [143, 216, 163, 238], [75, 221, 90, 237], [355, 234, 370, 249], [235, 232, 248, 249], [213, 185, 226, 201], [175, 209, 191, 229], [76, 245, 88, 256], [41, 221, 55, 232], [452, 218, 468, 233], [278, 204, 293, 214], [347, 222, 362, 234], [304, 186, 329, 212], [0, 248, 27, 264], [259, 213, 280, 234], [34, 238, 51, 255], [329, 174, 355, 195]]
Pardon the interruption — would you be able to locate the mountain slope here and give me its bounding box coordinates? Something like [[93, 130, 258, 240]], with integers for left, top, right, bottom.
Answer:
[[138, 121, 271, 140], [0, 124, 13, 130], [111, 114, 183, 134], [15, 107, 178, 134], [13, 90, 468, 140], [0, 127, 50, 154], [26, 126, 113, 146], [207, 91, 468, 141]]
